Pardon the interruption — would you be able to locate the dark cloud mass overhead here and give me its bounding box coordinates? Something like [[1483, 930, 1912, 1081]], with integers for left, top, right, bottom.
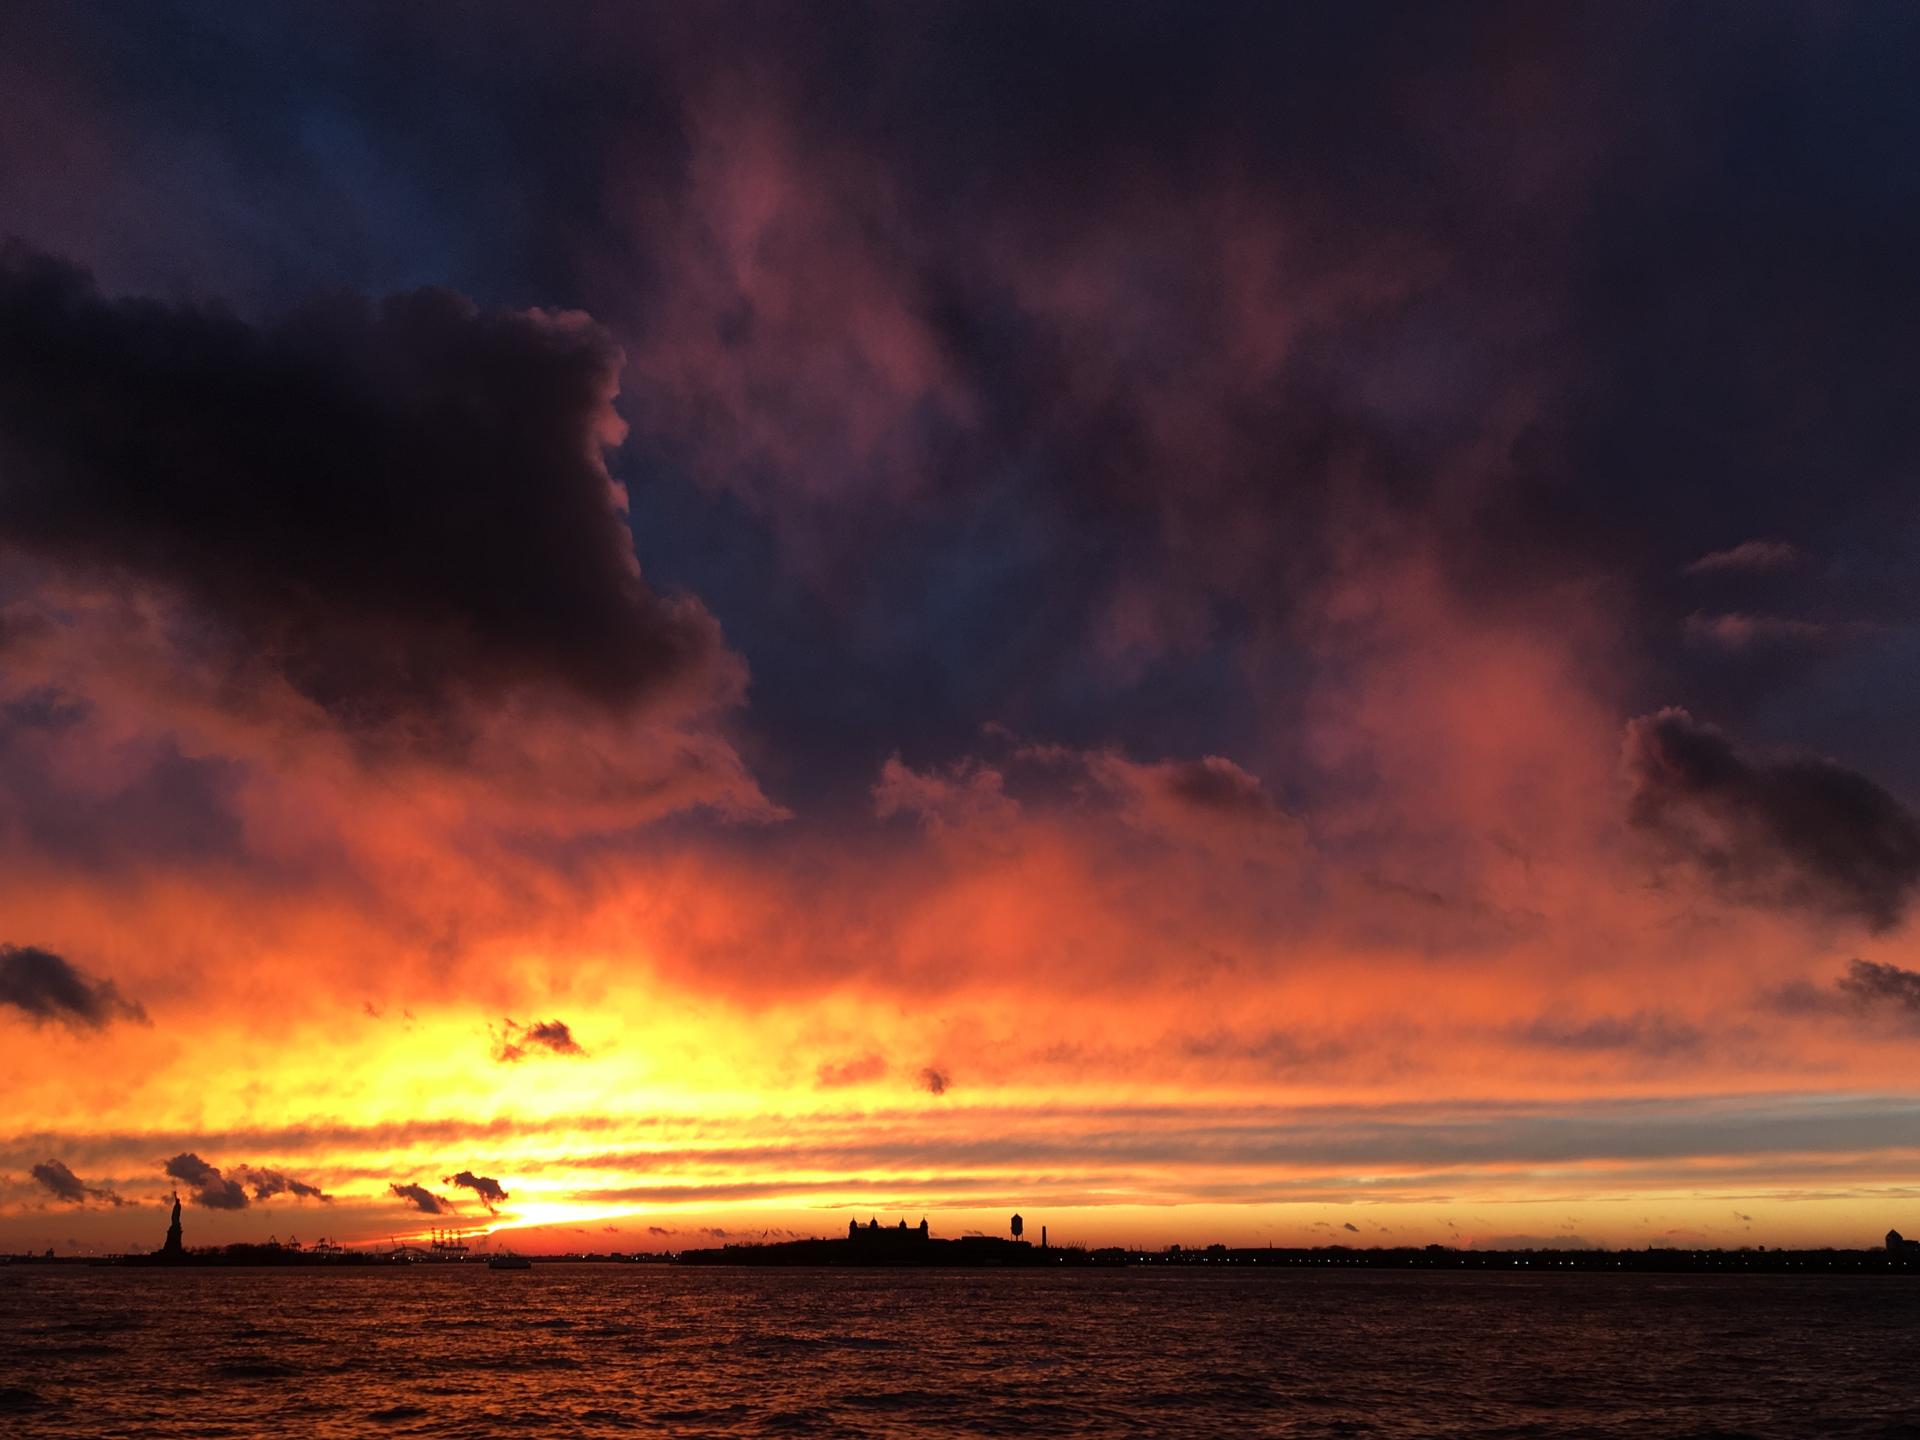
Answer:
[[0, 246, 727, 744], [1, 4, 1916, 799]]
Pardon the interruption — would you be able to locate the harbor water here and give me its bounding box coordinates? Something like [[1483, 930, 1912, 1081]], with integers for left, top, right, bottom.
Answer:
[[3, 1264, 1918, 1438]]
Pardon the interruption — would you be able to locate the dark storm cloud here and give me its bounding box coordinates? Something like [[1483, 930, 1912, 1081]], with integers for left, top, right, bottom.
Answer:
[[1162, 758, 1289, 825], [1624, 709, 1920, 931], [233, 1165, 330, 1202], [28, 1159, 123, 1206], [523, 1020, 582, 1054], [0, 245, 725, 746], [0, 945, 146, 1029], [493, 1018, 585, 1063], [164, 1153, 248, 1210], [28, 1159, 87, 1203], [444, 1171, 508, 1210], [919, 1067, 950, 1096], [1836, 959, 1920, 1017], [389, 1182, 451, 1215], [156, 1153, 326, 1208], [1788, 959, 1920, 1034]]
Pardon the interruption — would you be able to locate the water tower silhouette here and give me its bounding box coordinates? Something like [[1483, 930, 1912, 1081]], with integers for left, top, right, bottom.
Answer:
[[1011, 1213, 1024, 1241]]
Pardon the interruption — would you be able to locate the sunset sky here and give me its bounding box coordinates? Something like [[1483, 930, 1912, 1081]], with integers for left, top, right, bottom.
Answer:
[[4, 2, 1920, 1256]]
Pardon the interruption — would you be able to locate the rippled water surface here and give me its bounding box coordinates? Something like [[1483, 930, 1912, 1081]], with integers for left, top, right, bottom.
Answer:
[[4, 1265, 1919, 1438]]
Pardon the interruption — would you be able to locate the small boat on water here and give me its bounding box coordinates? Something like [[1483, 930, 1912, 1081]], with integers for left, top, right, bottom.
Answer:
[[488, 1251, 532, 1270]]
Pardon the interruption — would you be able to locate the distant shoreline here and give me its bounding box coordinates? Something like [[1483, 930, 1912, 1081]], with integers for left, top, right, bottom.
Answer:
[[7, 1244, 1918, 1275], [673, 1240, 1920, 1273]]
